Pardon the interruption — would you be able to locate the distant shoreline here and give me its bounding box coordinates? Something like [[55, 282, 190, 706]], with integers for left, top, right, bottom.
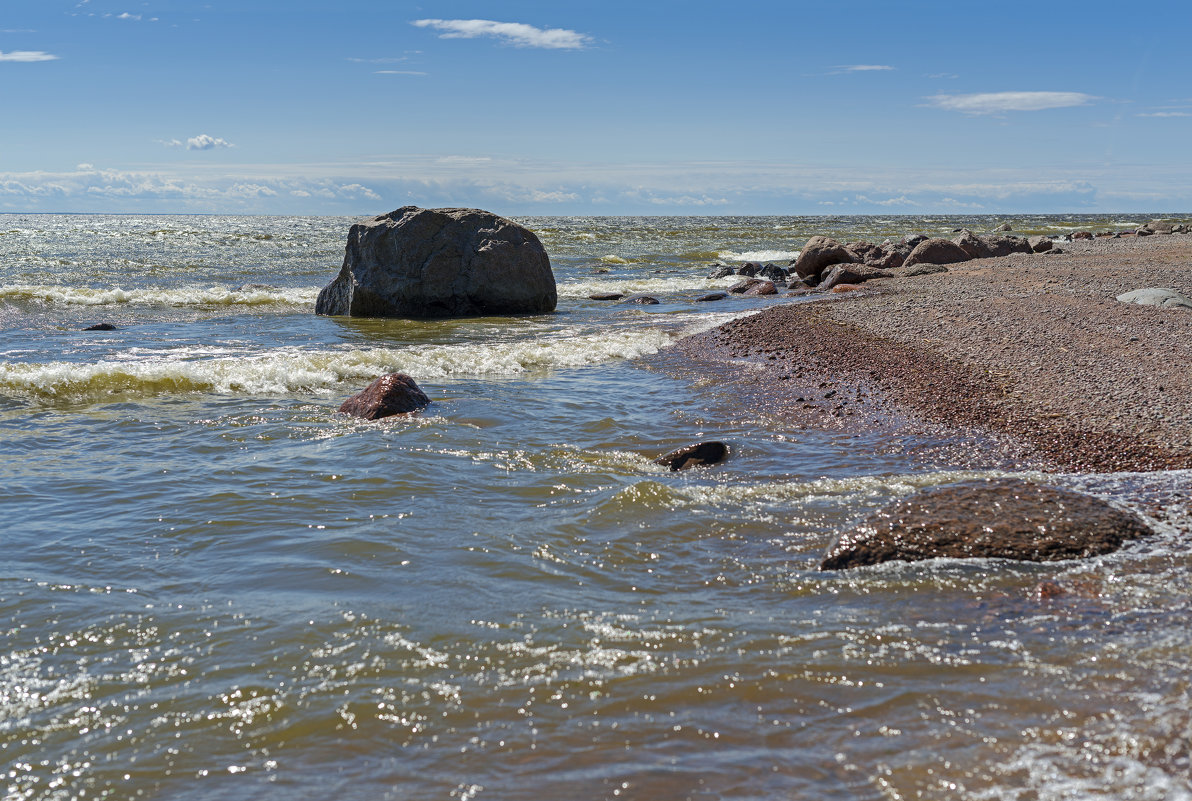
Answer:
[[674, 233, 1192, 473]]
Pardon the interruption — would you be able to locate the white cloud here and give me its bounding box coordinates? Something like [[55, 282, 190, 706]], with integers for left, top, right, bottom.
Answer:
[[411, 19, 591, 50], [375, 70, 427, 76], [186, 134, 234, 151], [0, 50, 59, 62], [115, 12, 141, 20], [1137, 111, 1191, 118], [926, 91, 1097, 114], [833, 64, 894, 73]]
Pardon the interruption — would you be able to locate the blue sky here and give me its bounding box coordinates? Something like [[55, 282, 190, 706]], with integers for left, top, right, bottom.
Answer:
[[2, 0, 1190, 214]]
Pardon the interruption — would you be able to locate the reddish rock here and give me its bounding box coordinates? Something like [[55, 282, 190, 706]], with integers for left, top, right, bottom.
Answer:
[[981, 234, 1033, 257], [792, 236, 854, 280], [1028, 236, 1054, 253], [831, 284, 863, 293], [818, 263, 891, 291], [339, 373, 430, 420], [742, 280, 778, 296], [821, 478, 1152, 570], [903, 238, 971, 268], [1072, 231, 1094, 240]]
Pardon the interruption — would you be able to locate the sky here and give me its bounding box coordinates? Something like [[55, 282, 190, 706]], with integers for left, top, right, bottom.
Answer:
[[2, 0, 1191, 215]]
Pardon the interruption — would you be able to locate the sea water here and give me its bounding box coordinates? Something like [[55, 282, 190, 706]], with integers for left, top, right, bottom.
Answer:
[[2, 214, 1189, 800]]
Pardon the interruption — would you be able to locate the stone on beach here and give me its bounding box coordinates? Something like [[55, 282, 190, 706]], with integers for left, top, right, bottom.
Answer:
[[902, 238, 971, 268], [1028, 235, 1054, 253], [820, 478, 1152, 570], [1116, 287, 1192, 310], [818, 263, 891, 291], [792, 236, 854, 280], [339, 373, 431, 420], [315, 206, 556, 318], [655, 441, 729, 471]]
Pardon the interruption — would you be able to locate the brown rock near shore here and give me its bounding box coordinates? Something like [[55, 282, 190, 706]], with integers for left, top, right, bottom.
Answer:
[[339, 373, 430, 420], [820, 478, 1152, 570], [903, 238, 971, 268], [792, 236, 854, 279]]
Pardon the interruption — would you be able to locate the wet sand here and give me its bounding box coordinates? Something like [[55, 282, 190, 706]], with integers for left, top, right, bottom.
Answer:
[[677, 234, 1192, 473]]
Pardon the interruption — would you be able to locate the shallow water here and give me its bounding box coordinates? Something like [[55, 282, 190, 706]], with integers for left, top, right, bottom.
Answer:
[[2, 213, 1189, 800]]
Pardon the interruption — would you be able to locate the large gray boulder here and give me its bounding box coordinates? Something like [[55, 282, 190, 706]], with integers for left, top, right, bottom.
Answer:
[[315, 207, 556, 318], [821, 478, 1151, 570]]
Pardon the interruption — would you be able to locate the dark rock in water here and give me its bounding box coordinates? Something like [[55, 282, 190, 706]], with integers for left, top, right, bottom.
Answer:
[[623, 294, 660, 305], [758, 263, 789, 282], [315, 206, 556, 318], [903, 238, 971, 268], [83, 322, 118, 331], [792, 236, 854, 280], [339, 373, 430, 420], [589, 292, 624, 301], [820, 478, 1152, 570], [737, 262, 761, 277], [742, 280, 778, 296], [707, 264, 735, 279], [655, 441, 728, 471], [695, 292, 728, 302], [728, 278, 764, 294]]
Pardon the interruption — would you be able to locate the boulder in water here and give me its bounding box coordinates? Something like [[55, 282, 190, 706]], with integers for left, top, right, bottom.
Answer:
[[315, 206, 556, 318], [655, 441, 729, 471], [339, 373, 430, 420], [821, 478, 1152, 570]]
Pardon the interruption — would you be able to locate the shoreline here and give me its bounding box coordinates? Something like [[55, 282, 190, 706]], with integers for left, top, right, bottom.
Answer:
[[672, 234, 1192, 474]]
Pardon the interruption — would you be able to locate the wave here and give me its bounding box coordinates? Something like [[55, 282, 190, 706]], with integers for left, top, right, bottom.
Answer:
[[716, 249, 800, 263], [0, 328, 675, 402], [558, 276, 733, 298], [0, 284, 319, 308]]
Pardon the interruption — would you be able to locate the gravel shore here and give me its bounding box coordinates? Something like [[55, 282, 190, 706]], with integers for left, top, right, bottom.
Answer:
[[676, 234, 1192, 473]]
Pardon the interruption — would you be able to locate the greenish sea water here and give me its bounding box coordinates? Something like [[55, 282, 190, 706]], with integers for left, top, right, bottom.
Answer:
[[2, 214, 1189, 800]]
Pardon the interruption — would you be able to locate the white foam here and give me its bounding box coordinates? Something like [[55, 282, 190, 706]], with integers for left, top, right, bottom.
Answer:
[[558, 277, 734, 298], [0, 328, 675, 401], [716, 249, 800, 263], [0, 284, 318, 307]]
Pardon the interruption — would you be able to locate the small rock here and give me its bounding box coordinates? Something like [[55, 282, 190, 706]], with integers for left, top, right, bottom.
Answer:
[[1071, 231, 1094, 240], [831, 283, 863, 293], [736, 262, 761, 277], [707, 264, 735, 279], [758, 263, 789, 282], [742, 280, 778, 296], [1115, 288, 1192, 310], [83, 322, 118, 331], [993, 222, 1012, 232], [588, 292, 624, 301], [728, 278, 764, 294], [695, 292, 728, 302], [655, 441, 729, 471], [820, 478, 1152, 570], [623, 295, 660, 305], [339, 373, 430, 420], [1028, 235, 1053, 253]]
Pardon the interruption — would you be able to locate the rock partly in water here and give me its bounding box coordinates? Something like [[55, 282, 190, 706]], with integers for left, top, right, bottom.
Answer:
[[339, 373, 431, 420], [589, 292, 624, 301], [993, 222, 1012, 232], [820, 478, 1152, 570], [655, 441, 729, 471], [758, 263, 789, 283], [791, 236, 854, 280], [707, 264, 735, 279], [83, 322, 118, 331], [695, 292, 728, 302], [903, 238, 971, 268], [1115, 287, 1192, 310], [623, 294, 660, 305], [736, 262, 761, 277], [742, 280, 778, 296], [315, 206, 556, 318]]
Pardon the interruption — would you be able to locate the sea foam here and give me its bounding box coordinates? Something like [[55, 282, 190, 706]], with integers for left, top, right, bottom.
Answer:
[[0, 284, 318, 307]]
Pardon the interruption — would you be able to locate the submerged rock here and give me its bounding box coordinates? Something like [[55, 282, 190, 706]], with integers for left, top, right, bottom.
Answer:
[[820, 478, 1152, 570], [1116, 288, 1192, 310], [339, 373, 431, 420], [83, 322, 118, 331], [589, 292, 624, 301], [655, 441, 729, 471], [623, 294, 660, 305], [315, 206, 556, 318]]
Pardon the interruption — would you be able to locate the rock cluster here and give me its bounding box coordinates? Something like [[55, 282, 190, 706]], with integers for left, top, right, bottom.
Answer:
[[316, 206, 556, 319]]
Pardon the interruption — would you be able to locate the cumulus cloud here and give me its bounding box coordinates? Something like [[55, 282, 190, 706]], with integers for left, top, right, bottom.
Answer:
[[186, 134, 235, 151], [926, 91, 1097, 114], [0, 50, 59, 62], [411, 19, 591, 50]]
